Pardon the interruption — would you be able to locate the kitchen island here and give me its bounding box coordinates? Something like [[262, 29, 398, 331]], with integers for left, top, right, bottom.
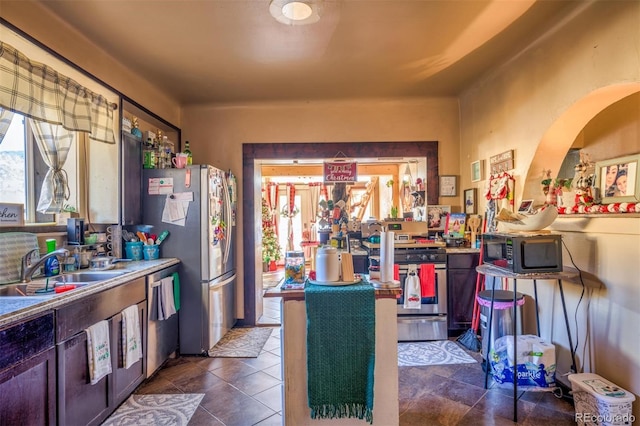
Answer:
[[265, 282, 402, 425]]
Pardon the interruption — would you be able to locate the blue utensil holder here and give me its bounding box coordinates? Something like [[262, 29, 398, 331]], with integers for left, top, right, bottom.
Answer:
[[143, 244, 160, 260], [125, 241, 144, 260]]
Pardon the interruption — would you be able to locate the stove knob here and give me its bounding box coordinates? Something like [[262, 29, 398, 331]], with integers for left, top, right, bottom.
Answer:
[[420, 254, 428, 261]]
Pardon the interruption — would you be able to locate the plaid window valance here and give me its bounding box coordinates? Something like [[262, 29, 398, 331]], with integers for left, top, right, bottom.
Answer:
[[0, 41, 117, 144]]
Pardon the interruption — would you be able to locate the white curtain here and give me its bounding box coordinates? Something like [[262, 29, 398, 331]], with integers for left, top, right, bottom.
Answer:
[[29, 119, 75, 213], [0, 108, 14, 143], [286, 183, 295, 252]]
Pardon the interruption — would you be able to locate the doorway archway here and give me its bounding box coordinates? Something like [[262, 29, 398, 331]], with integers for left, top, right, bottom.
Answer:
[[240, 141, 439, 326]]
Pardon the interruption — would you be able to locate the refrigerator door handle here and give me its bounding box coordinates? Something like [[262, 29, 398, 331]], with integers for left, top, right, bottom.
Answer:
[[208, 273, 236, 289], [222, 176, 233, 265]]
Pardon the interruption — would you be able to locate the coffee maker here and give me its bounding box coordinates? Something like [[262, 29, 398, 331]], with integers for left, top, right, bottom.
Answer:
[[67, 218, 85, 245]]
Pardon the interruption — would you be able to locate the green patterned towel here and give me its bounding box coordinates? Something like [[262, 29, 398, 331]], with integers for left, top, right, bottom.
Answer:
[[305, 282, 375, 424]]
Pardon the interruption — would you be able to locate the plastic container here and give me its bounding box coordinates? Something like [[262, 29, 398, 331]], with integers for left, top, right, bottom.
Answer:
[[315, 246, 339, 282], [143, 244, 160, 260], [569, 373, 635, 426], [478, 290, 525, 362], [124, 241, 144, 260], [44, 238, 60, 277]]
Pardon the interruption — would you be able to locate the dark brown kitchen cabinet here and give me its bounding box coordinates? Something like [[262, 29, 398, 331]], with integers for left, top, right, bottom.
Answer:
[[447, 252, 480, 337], [112, 301, 146, 406], [0, 312, 56, 425], [56, 277, 146, 425]]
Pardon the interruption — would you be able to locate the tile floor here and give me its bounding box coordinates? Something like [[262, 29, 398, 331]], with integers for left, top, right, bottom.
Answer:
[[135, 329, 576, 425], [133, 270, 577, 425]]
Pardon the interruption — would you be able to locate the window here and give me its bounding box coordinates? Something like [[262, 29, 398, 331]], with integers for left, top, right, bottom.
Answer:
[[0, 113, 79, 223]]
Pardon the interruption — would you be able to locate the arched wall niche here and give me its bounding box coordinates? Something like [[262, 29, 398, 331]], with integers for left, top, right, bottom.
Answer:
[[523, 83, 640, 205]]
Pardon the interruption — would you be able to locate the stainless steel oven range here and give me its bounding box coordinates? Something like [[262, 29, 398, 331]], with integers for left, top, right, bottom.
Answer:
[[365, 241, 448, 341]]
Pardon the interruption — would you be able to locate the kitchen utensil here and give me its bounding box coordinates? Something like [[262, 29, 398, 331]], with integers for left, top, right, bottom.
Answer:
[[55, 284, 77, 293], [124, 241, 144, 260], [156, 230, 169, 245], [122, 230, 137, 242], [136, 231, 148, 244], [89, 256, 131, 271]]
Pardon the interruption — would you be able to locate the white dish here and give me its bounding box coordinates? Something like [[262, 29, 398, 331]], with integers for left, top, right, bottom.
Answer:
[[308, 278, 362, 286]]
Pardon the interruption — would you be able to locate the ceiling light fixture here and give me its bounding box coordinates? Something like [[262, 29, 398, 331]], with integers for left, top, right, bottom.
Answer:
[[269, 0, 322, 25]]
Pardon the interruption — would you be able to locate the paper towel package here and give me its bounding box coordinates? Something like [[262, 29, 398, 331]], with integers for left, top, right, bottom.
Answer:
[[489, 334, 556, 389]]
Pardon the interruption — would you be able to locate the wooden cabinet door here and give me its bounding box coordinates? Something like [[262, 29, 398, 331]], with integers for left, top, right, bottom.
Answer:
[[0, 347, 56, 425], [112, 301, 147, 406], [57, 319, 113, 426]]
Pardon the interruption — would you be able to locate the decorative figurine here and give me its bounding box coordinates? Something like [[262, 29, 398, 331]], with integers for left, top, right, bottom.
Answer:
[[131, 116, 143, 138]]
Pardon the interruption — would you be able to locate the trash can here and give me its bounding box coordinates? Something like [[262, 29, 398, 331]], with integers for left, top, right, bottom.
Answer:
[[477, 289, 525, 362]]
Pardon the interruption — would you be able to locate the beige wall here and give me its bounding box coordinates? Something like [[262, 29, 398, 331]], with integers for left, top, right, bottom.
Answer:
[[459, 0, 640, 414], [1, 0, 181, 127], [182, 98, 460, 317]]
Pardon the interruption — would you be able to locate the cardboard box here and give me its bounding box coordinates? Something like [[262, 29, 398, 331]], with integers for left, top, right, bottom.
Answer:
[[56, 211, 80, 226]]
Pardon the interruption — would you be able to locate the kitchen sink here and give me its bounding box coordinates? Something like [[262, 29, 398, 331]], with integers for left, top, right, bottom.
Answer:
[[55, 270, 127, 283], [0, 271, 126, 297], [0, 282, 91, 297]]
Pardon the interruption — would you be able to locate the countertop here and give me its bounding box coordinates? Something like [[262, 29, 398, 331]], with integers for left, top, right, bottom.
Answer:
[[265, 280, 402, 301], [0, 258, 180, 328]]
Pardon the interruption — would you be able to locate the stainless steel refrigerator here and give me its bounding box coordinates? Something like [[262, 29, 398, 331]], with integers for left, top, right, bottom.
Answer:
[[142, 165, 237, 355]]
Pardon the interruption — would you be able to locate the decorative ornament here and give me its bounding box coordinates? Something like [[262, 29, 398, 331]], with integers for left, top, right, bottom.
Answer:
[[281, 204, 300, 218], [131, 116, 143, 138]]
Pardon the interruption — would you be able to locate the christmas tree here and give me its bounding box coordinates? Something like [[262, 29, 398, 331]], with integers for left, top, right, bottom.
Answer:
[[262, 198, 282, 263]]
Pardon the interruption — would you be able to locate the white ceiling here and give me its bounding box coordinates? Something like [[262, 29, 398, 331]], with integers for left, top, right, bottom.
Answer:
[[35, 0, 582, 105]]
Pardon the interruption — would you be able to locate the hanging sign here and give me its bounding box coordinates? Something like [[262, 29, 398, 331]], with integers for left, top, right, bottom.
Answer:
[[323, 161, 357, 183], [490, 150, 514, 175]]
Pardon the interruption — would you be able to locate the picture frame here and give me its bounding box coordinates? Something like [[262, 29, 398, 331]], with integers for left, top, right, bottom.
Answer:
[[518, 199, 534, 214], [439, 175, 457, 197], [471, 160, 483, 182], [464, 188, 477, 214], [427, 205, 451, 230], [595, 154, 640, 204]]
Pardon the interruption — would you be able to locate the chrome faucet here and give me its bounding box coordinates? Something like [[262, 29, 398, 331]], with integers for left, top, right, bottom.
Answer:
[[20, 248, 70, 282]]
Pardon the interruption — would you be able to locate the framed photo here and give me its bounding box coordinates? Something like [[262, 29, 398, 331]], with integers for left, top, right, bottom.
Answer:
[[439, 175, 457, 197], [464, 188, 477, 214], [427, 205, 451, 230], [471, 160, 483, 182], [518, 199, 534, 214], [595, 154, 640, 204]]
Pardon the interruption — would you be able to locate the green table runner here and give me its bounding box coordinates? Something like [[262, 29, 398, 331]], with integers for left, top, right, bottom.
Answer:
[[305, 281, 375, 424]]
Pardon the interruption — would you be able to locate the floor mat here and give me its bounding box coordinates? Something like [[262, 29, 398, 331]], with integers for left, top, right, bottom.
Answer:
[[208, 327, 274, 358], [398, 340, 477, 366], [102, 393, 204, 426]]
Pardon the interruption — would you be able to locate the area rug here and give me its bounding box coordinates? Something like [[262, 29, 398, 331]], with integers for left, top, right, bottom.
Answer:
[[102, 393, 204, 426], [398, 340, 477, 367], [208, 327, 273, 358]]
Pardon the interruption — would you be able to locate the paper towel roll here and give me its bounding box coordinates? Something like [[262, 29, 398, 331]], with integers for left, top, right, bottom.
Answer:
[[380, 231, 395, 282]]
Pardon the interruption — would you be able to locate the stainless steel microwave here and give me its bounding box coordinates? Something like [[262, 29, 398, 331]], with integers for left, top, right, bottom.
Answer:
[[482, 233, 563, 274]]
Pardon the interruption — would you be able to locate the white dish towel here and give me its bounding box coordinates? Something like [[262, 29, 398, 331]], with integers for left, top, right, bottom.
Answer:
[[403, 265, 421, 310], [121, 305, 142, 369], [86, 320, 112, 385], [160, 276, 177, 320]]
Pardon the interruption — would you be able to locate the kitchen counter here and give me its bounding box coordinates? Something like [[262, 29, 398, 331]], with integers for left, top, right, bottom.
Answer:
[[445, 247, 481, 254], [264, 283, 402, 300], [362, 240, 445, 249], [0, 258, 180, 328], [269, 279, 400, 425]]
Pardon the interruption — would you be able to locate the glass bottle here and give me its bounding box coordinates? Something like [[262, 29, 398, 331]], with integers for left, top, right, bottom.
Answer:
[[143, 138, 156, 169], [183, 140, 193, 166]]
